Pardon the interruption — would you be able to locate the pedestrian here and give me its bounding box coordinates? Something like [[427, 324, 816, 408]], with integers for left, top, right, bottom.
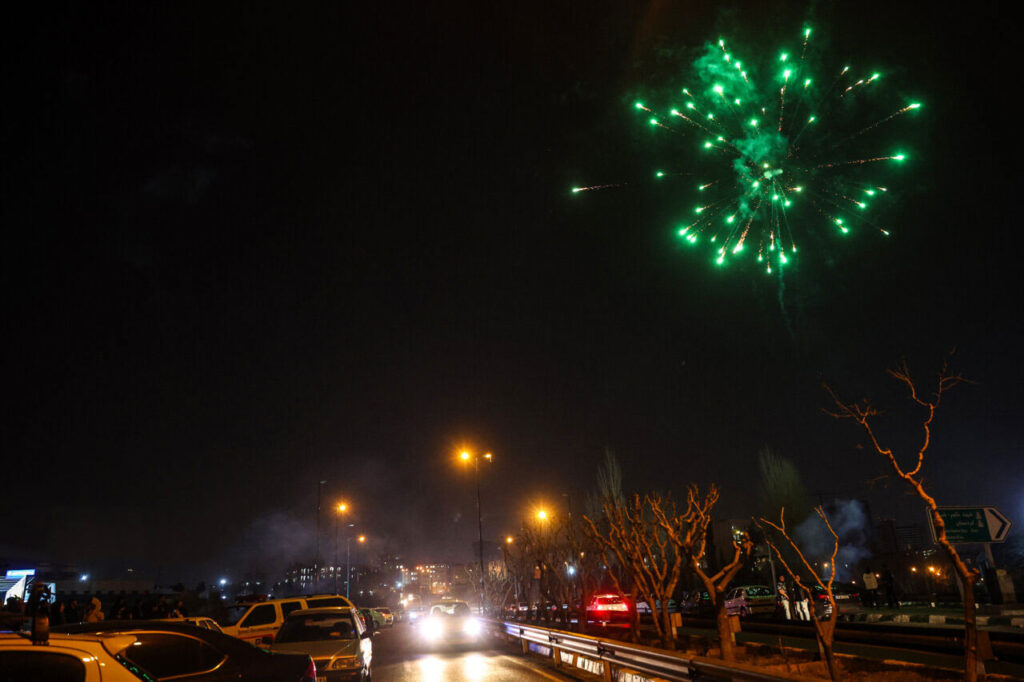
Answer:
[[50, 600, 67, 626], [131, 599, 144, 620], [153, 595, 169, 618], [171, 599, 187, 618], [776, 575, 792, 620], [84, 597, 105, 622], [67, 598, 82, 623], [861, 567, 878, 608], [529, 561, 542, 618], [794, 588, 811, 621], [881, 565, 899, 609], [111, 597, 128, 620]]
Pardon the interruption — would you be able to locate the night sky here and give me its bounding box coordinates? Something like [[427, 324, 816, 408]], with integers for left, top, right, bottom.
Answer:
[[3, 1, 1020, 582]]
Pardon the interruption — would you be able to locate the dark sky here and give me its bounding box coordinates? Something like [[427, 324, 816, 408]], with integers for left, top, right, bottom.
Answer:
[[3, 1, 1020, 582]]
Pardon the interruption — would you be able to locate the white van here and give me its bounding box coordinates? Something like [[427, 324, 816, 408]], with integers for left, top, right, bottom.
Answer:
[[219, 594, 355, 643]]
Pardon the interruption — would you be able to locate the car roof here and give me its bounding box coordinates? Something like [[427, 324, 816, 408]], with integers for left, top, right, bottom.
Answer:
[[287, 607, 358, 617], [1, 631, 139, 655]]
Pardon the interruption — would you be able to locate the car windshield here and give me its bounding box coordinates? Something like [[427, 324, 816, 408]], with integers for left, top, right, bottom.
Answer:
[[276, 613, 358, 642], [221, 605, 250, 626], [428, 602, 471, 617]]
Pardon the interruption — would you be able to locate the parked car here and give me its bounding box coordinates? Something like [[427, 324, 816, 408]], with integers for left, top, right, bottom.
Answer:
[[585, 593, 632, 627], [680, 590, 713, 615], [157, 616, 224, 633], [358, 607, 385, 631], [373, 606, 394, 626], [724, 585, 776, 616], [635, 599, 679, 615], [54, 621, 316, 681], [218, 594, 355, 643], [270, 607, 372, 681], [0, 631, 155, 681]]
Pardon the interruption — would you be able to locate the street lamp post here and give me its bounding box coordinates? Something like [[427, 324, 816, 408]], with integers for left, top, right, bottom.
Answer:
[[346, 533, 365, 599], [315, 480, 326, 590], [460, 450, 492, 614], [335, 503, 348, 594]]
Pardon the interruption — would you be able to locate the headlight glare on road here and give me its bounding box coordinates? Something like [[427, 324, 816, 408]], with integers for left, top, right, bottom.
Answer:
[[463, 618, 482, 636]]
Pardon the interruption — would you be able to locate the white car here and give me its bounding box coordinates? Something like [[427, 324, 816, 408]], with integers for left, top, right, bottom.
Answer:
[[219, 594, 355, 644], [415, 600, 483, 647], [0, 632, 153, 681]]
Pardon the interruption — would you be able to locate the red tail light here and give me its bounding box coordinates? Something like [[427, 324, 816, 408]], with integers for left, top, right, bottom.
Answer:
[[303, 658, 316, 682]]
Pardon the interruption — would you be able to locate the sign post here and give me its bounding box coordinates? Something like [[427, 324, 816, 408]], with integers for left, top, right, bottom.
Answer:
[[930, 507, 1011, 544]]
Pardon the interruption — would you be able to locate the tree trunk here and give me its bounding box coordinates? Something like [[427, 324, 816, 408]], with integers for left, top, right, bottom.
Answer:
[[819, 637, 841, 681], [628, 586, 641, 643], [660, 602, 675, 650], [962, 577, 978, 682], [714, 598, 735, 662]]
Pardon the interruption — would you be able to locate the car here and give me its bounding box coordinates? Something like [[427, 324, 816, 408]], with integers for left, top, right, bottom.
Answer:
[[414, 599, 484, 647], [372, 607, 394, 626], [358, 607, 386, 630], [635, 599, 679, 615], [680, 590, 713, 615], [585, 593, 632, 627], [0, 631, 155, 681], [54, 621, 317, 681], [405, 605, 425, 622], [157, 616, 224, 633], [218, 594, 355, 643], [270, 607, 373, 681], [724, 585, 776, 616]]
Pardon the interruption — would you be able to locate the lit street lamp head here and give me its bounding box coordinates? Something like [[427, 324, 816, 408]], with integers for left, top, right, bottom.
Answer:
[[460, 451, 471, 461], [337, 502, 348, 513], [537, 509, 548, 521], [358, 535, 366, 543], [506, 536, 514, 544]]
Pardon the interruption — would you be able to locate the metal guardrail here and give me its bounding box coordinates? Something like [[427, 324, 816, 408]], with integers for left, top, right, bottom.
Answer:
[[499, 621, 816, 681]]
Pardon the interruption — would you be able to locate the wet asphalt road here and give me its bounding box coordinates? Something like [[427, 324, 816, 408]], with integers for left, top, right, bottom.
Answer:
[[369, 622, 573, 681]]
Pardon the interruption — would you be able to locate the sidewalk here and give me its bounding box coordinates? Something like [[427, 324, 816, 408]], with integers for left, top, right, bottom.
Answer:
[[839, 603, 1024, 628]]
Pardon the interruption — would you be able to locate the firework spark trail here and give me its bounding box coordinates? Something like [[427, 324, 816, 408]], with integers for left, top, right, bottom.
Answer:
[[572, 25, 919, 274], [571, 183, 624, 193], [816, 154, 906, 168]]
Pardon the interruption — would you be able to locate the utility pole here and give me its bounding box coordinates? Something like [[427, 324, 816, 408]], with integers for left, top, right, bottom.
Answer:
[[475, 455, 485, 615], [315, 480, 326, 591]]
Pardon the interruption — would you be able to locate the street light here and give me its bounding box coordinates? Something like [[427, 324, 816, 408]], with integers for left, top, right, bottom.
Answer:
[[459, 449, 493, 614]]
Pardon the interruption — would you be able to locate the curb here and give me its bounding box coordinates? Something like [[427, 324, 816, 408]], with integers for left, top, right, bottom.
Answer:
[[842, 612, 1023, 628]]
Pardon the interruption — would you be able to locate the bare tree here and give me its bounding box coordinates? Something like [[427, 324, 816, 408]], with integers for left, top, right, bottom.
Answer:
[[661, 484, 752, 662], [758, 507, 841, 681], [584, 493, 684, 649], [824, 357, 981, 680]]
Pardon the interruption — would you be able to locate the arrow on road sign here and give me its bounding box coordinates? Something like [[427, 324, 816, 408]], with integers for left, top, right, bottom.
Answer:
[[985, 507, 1011, 543]]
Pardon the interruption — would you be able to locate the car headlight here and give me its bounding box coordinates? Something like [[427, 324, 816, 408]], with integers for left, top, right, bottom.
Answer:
[[462, 618, 481, 636], [420, 617, 444, 640], [329, 656, 361, 670]]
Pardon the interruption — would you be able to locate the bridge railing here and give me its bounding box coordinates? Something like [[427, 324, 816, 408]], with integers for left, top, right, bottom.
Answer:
[[496, 620, 816, 681]]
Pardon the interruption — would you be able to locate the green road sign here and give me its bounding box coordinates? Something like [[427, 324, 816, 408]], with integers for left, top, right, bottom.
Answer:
[[931, 507, 1012, 544]]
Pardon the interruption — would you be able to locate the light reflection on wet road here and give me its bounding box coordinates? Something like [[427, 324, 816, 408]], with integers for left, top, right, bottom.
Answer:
[[371, 623, 573, 681]]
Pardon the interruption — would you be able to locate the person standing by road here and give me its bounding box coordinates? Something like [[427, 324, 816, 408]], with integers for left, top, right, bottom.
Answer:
[[861, 567, 879, 607], [84, 597, 104, 623], [776, 575, 792, 620], [881, 565, 899, 608]]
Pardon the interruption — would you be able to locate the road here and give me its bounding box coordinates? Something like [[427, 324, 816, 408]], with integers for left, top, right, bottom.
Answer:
[[371, 622, 572, 681]]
